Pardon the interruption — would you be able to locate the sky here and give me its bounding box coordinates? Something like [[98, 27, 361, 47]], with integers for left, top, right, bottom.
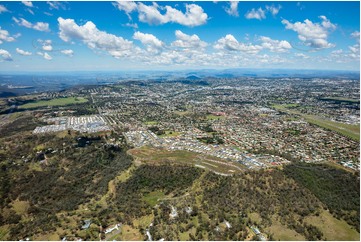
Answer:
[[0, 1, 360, 72]]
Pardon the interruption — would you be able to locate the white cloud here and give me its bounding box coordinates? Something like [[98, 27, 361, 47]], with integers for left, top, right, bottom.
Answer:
[[26, 8, 34, 15], [266, 5, 281, 16], [47, 1, 66, 10], [16, 48, 32, 56], [115, 2, 208, 27], [214, 34, 262, 54], [13, 17, 50, 32], [37, 51, 52, 60], [133, 31, 164, 52], [282, 16, 336, 48], [58, 17, 134, 58], [113, 1, 137, 16], [224, 1, 239, 17], [0, 49, 13, 61], [61, 49, 74, 56], [348, 44, 360, 59], [38, 39, 52, 51], [351, 31, 360, 43], [0, 27, 15, 44], [260, 36, 291, 52], [0, 5, 9, 13], [123, 22, 138, 29], [245, 8, 266, 20], [172, 30, 207, 49], [22, 1, 33, 8], [33, 22, 50, 32], [295, 53, 309, 59], [13, 17, 32, 28]]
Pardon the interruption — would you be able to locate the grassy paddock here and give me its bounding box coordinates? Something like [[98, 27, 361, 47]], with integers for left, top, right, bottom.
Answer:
[[271, 103, 359, 141], [19, 97, 88, 109], [304, 210, 360, 241]]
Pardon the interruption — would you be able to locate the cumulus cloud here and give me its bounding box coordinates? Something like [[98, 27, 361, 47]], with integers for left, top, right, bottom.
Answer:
[[113, 1, 137, 18], [13, 17, 50, 32], [224, 1, 239, 17], [37, 51, 52, 60], [33, 22, 50, 32], [38, 39, 53, 51], [282, 16, 336, 48], [115, 2, 208, 27], [133, 31, 164, 53], [0, 27, 15, 44], [214, 34, 262, 54], [245, 8, 266, 20], [22, 1, 33, 8], [0, 5, 9, 13], [0, 49, 13, 61], [16, 48, 32, 56], [266, 5, 281, 16], [172, 30, 207, 49], [61, 49, 74, 56], [58, 17, 134, 58], [260, 36, 291, 52]]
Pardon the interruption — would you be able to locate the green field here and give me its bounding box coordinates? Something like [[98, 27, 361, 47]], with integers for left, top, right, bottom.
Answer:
[[321, 97, 359, 103], [271, 103, 360, 141], [142, 191, 166, 207], [304, 210, 360, 241], [206, 114, 226, 120], [144, 121, 158, 125], [305, 115, 359, 141], [19, 97, 88, 109]]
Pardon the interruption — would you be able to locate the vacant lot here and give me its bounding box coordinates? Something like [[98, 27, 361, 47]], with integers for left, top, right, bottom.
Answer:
[[128, 147, 244, 175], [19, 97, 88, 109]]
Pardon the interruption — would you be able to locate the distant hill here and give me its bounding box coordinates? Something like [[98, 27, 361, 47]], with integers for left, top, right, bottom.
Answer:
[[186, 75, 201, 80]]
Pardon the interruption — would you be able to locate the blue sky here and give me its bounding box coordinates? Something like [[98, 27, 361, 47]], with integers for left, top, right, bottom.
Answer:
[[0, 1, 359, 72]]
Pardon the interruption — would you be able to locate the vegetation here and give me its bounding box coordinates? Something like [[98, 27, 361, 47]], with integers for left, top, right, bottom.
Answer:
[[284, 162, 360, 231], [320, 97, 359, 104], [304, 115, 359, 141], [271, 103, 360, 141], [19, 97, 88, 109]]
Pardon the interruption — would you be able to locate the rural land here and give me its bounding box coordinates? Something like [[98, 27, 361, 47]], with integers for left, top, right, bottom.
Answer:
[[0, 74, 359, 241]]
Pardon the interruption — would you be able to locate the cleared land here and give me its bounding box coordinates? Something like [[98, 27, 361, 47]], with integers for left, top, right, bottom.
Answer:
[[128, 146, 245, 175], [320, 97, 359, 103], [271, 103, 360, 141], [304, 210, 359, 241], [19, 97, 88, 109]]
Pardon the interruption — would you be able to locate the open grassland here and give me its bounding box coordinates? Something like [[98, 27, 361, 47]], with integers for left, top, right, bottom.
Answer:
[[0, 226, 9, 240], [321, 97, 359, 103], [144, 121, 158, 125], [128, 146, 244, 175], [206, 114, 226, 120], [265, 218, 306, 241], [304, 210, 360, 241], [304, 115, 359, 141], [141, 191, 166, 207], [19, 97, 88, 109], [271, 103, 360, 141]]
